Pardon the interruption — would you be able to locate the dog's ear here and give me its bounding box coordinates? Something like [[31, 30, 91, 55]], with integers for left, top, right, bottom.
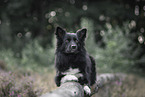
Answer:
[[55, 27, 66, 39], [76, 28, 87, 41]]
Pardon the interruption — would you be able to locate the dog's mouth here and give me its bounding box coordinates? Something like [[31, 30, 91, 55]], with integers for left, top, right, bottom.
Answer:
[[66, 51, 78, 54], [65, 49, 78, 54]]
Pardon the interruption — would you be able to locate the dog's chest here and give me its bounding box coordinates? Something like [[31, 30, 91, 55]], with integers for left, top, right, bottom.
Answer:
[[56, 53, 86, 71], [61, 67, 83, 78], [62, 68, 80, 75]]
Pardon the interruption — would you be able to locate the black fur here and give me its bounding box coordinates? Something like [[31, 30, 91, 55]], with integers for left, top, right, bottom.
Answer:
[[55, 27, 96, 87]]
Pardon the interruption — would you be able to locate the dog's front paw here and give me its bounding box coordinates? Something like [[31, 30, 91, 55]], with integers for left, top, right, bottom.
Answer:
[[61, 75, 78, 84], [84, 85, 91, 96]]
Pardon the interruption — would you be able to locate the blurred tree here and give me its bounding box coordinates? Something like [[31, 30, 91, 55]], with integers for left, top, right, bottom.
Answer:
[[0, 0, 145, 72]]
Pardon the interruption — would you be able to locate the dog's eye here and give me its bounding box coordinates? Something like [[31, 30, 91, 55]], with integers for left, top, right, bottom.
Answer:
[[65, 39, 69, 43], [74, 39, 78, 43], [75, 40, 78, 43]]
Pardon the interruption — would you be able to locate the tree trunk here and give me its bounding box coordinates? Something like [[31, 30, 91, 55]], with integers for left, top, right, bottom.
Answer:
[[40, 73, 126, 97]]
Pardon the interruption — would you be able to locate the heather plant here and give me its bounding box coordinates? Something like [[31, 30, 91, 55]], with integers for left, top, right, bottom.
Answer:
[[95, 74, 145, 97], [0, 71, 42, 97]]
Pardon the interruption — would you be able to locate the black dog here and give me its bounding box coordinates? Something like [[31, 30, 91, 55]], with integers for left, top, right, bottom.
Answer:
[[55, 27, 96, 95]]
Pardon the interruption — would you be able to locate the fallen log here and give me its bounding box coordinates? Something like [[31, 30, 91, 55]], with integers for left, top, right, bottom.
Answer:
[[40, 73, 126, 97]]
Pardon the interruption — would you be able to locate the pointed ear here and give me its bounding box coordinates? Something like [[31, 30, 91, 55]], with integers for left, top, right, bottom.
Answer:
[[55, 27, 66, 39], [76, 28, 87, 41]]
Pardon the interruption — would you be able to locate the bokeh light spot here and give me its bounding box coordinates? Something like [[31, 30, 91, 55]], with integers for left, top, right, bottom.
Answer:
[[17, 33, 22, 38], [50, 11, 56, 17], [138, 36, 144, 44], [82, 5, 88, 11]]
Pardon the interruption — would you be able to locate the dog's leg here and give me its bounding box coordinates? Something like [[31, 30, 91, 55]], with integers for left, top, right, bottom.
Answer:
[[84, 85, 91, 96], [82, 68, 92, 96], [83, 76, 91, 96], [78, 72, 91, 96], [55, 71, 64, 87]]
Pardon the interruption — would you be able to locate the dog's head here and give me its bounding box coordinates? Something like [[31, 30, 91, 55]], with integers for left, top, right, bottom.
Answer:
[[55, 27, 87, 54]]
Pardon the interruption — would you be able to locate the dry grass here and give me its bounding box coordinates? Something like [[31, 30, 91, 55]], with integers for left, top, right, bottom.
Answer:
[[30, 70, 145, 97], [32, 70, 57, 93], [119, 74, 145, 97], [1, 68, 145, 97], [21, 71, 145, 97], [95, 74, 145, 97]]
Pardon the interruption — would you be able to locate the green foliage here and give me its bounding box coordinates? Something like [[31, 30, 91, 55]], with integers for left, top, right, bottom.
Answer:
[[0, 0, 135, 49], [21, 40, 49, 66], [0, 0, 145, 73], [0, 1, 145, 96], [0, 39, 55, 72], [80, 17, 97, 55], [81, 18, 135, 73], [96, 22, 135, 73], [0, 49, 18, 71]]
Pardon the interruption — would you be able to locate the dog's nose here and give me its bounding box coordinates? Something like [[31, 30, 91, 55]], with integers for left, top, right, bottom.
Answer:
[[71, 45, 76, 49]]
